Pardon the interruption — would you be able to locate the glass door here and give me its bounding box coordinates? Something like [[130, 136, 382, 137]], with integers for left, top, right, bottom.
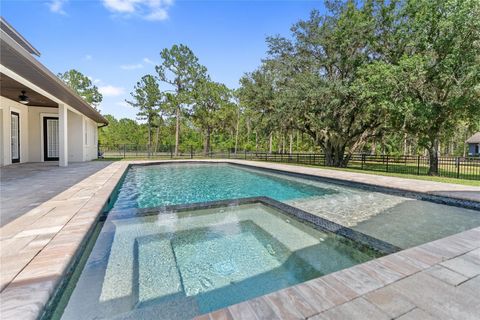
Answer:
[[43, 117, 59, 161], [11, 112, 20, 163]]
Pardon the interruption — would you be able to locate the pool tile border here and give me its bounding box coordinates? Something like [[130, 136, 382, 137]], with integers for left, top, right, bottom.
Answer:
[[1, 159, 479, 320], [111, 196, 400, 254]]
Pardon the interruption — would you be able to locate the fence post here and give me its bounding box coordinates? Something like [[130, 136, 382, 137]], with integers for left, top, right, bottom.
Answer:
[[361, 154, 365, 170], [386, 155, 389, 172], [417, 155, 420, 175], [244, 150, 247, 160], [457, 157, 460, 179], [123, 144, 126, 159], [190, 146, 193, 159]]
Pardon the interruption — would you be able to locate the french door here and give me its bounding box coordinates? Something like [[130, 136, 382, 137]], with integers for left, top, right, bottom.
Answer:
[[11, 112, 20, 163], [43, 117, 59, 161]]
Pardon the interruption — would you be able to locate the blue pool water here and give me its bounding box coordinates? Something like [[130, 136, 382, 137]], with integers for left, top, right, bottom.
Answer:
[[54, 163, 480, 320], [113, 163, 336, 210], [60, 203, 378, 320]]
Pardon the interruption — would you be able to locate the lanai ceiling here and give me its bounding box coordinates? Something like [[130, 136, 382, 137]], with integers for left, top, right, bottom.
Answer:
[[1, 73, 58, 108]]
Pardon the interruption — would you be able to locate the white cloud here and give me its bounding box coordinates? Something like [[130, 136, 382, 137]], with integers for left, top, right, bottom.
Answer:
[[143, 57, 155, 65], [48, 0, 67, 15], [84, 54, 93, 61], [116, 101, 132, 108], [120, 63, 144, 70], [99, 85, 125, 97], [102, 0, 174, 21], [87, 76, 102, 84]]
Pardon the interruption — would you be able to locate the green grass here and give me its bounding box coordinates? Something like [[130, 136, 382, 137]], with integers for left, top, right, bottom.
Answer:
[[262, 161, 480, 186]]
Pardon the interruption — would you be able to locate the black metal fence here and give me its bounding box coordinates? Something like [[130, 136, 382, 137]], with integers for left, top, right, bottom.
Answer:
[[98, 144, 480, 181]]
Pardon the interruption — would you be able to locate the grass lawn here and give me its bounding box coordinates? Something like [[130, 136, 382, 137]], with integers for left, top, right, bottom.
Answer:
[[307, 165, 480, 187]]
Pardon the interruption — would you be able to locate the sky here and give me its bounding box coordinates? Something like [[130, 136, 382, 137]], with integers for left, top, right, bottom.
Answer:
[[1, 0, 325, 119]]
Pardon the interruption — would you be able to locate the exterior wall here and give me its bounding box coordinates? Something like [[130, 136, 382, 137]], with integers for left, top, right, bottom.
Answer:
[[0, 98, 101, 166], [0, 108, 3, 166], [1, 66, 103, 166], [0, 96, 29, 165], [83, 116, 98, 161], [67, 110, 84, 162], [28, 106, 58, 162]]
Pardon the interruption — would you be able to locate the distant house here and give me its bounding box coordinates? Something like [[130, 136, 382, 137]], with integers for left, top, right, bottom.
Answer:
[[466, 132, 480, 157], [0, 18, 108, 167]]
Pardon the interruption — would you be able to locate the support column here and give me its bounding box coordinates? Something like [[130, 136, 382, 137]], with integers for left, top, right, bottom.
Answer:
[[59, 104, 68, 167]]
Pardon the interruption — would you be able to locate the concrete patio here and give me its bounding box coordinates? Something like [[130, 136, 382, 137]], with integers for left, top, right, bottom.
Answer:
[[0, 161, 112, 226], [0, 160, 479, 320]]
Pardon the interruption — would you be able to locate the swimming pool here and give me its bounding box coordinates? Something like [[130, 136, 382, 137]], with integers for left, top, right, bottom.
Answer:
[[51, 162, 480, 319]]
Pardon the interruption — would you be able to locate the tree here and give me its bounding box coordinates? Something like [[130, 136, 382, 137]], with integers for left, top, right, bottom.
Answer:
[[244, 1, 391, 166], [126, 75, 163, 153], [99, 114, 147, 147], [357, 0, 480, 175], [156, 44, 207, 156], [192, 79, 234, 154], [58, 69, 103, 110], [239, 65, 280, 153]]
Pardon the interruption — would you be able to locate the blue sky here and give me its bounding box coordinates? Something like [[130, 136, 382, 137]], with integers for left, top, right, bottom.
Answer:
[[1, 0, 324, 119]]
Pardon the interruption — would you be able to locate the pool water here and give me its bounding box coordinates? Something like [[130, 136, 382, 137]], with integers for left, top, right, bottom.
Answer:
[[60, 203, 378, 320], [55, 163, 480, 319], [113, 163, 336, 210], [112, 163, 480, 249]]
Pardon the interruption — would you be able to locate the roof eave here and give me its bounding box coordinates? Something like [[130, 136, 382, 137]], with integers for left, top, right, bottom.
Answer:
[[0, 31, 108, 125]]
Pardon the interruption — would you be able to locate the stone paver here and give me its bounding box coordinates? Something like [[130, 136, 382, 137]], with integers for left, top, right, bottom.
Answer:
[[426, 265, 469, 286], [1, 159, 479, 320], [395, 308, 436, 320], [0, 161, 127, 320], [364, 285, 415, 318], [0, 161, 112, 226]]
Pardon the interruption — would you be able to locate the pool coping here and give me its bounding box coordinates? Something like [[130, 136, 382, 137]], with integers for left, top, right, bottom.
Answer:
[[0, 159, 479, 320]]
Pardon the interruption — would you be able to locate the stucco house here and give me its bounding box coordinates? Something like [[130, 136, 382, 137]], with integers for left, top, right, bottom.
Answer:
[[0, 18, 108, 167], [466, 132, 480, 157]]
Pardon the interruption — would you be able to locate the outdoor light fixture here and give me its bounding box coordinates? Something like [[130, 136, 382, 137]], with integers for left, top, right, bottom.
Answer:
[[18, 90, 29, 104]]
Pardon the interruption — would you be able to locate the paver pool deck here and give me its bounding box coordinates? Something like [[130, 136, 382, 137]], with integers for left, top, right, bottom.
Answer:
[[0, 159, 479, 320]]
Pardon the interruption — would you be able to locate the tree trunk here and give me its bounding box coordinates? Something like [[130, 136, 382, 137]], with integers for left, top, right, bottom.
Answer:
[[204, 127, 211, 155], [175, 106, 180, 156], [403, 132, 408, 155], [289, 132, 293, 154], [234, 115, 239, 154], [427, 138, 440, 176], [147, 125, 152, 157], [269, 133, 273, 154], [324, 143, 348, 167], [154, 126, 160, 156]]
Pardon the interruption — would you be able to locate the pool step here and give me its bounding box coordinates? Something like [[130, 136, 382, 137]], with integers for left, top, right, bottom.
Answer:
[[134, 235, 184, 308]]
